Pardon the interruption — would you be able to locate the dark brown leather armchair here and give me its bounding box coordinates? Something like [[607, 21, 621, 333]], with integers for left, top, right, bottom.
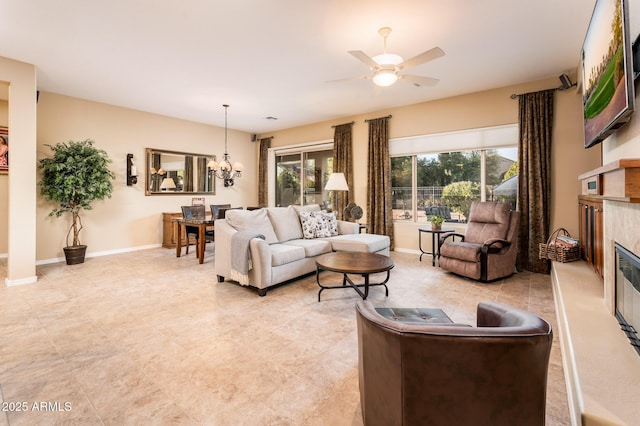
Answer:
[[439, 201, 520, 282], [356, 300, 552, 426]]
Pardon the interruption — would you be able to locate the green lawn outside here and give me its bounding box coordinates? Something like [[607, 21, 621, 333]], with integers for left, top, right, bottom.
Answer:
[[584, 50, 622, 119]]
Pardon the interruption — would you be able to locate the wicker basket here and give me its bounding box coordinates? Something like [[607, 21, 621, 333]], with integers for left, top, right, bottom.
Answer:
[[538, 228, 581, 263]]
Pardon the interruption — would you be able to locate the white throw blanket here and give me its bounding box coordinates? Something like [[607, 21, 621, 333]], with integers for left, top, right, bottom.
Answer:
[[230, 231, 265, 285]]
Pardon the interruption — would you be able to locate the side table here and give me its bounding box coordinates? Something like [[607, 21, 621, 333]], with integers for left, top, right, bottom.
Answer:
[[418, 226, 455, 266]]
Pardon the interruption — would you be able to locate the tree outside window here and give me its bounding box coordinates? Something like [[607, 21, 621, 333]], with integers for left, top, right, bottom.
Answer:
[[391, 147, 517, 223]]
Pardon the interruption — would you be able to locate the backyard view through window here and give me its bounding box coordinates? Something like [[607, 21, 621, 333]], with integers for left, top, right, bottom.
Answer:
[[275, 149, 333, 208], [391, 148, 517, 222]]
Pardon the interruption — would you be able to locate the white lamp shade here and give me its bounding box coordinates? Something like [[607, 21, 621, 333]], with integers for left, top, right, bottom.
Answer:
[[160, 177, 176, 190], [372, 69, 398, 87], [207, 160, 218, 169], [232, 162, 244, 172], [325, 172, 349, 191]]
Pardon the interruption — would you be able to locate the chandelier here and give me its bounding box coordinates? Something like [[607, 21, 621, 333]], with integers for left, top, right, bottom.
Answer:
[[207, 104, 244, 187]]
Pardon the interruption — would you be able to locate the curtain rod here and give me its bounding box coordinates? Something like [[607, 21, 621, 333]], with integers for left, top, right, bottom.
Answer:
[[331, 121, 355, 128], [259, 136, 274, 140], [364, 114, 392, 122], [510, 86, 560, 99]]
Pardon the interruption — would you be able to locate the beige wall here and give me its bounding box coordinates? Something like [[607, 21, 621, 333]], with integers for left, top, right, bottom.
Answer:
[[264, 77, 601, 251], [34, 92, 257, 261]]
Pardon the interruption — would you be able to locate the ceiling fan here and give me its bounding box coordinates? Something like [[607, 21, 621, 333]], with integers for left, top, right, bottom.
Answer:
[[331, 27, 445, 87]]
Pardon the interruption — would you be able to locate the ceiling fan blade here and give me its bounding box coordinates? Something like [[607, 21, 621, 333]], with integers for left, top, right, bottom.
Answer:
[[398, 47, 445, 71], [348, 50, 380, 70], [326, 75, 371, 83], [398, 74, 440, 87]]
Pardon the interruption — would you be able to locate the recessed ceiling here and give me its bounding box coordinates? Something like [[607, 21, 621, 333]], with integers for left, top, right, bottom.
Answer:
[[0, 0, 605, 133]]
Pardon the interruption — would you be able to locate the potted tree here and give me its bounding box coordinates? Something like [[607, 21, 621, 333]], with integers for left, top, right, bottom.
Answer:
[[38, 139, 115, 265]]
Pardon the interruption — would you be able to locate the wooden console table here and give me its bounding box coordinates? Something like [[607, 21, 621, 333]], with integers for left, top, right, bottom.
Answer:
[[162, 212, 195, 248]]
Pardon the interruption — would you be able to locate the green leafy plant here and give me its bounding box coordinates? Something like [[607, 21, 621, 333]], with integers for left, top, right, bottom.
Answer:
[[38, 139, 115, 247], [428, 213, 445, 228], [442, 181, 481, 220]]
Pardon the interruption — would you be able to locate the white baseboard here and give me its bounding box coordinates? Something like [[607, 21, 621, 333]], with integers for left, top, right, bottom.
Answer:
[[5, 275, 38, 287], [393, 247, 421, 255], [36, 243, 162, 266]]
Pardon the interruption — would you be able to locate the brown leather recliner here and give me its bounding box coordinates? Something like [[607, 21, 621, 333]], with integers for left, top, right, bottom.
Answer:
[[439, 201, 520, 282], [356, 300, 552, 426]]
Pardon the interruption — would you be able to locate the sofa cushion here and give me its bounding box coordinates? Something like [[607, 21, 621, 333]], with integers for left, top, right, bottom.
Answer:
[[226, 209, 278, 244], [285, 239, 332, 257], [270, 244, 306, 266], [300, 211, 331, 239], [267, 206, 303, 242], [324, 234, 390, 253], [292, 204, 321, 217]]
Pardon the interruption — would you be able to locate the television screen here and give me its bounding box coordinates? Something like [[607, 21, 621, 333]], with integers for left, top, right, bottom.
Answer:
[[581, 0, 635, 148]]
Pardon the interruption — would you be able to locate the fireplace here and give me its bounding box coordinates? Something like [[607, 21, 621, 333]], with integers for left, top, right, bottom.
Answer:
[[615, 243, 640, 355]]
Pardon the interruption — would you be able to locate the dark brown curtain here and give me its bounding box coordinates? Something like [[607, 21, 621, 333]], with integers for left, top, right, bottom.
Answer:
[[517, 89, 554, 273], [197, 157, 207, 192], [333, 123, 354, 219], [184, 155, 194, 192], [258, 138, 271, 206], [367, 117, 394, 250], [152, 153, 161, 192]]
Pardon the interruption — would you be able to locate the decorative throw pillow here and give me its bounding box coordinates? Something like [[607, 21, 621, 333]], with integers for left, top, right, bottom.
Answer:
[[321, 211, 338, 236], [299, 211, 331, 239]]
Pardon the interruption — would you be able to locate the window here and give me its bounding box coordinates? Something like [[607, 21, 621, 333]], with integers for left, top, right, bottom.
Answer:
[[390, 125, 518, 223], [272, 144, 334, 207]]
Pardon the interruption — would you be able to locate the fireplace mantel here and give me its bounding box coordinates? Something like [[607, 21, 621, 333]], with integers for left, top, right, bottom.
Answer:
[[578, 159, 640, 203]]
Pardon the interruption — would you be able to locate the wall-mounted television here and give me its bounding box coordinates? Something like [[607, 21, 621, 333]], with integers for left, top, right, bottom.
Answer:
[[581, 0, 635, 148]]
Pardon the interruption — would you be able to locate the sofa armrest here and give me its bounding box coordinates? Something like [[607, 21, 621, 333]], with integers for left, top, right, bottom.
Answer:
[[214, 218, 273, 288], [214, 219, 236, 279], [337, 220, 358, 235], [248, 238, 272, 287]]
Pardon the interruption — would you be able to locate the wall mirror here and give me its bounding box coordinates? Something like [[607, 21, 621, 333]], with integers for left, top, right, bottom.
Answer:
[[145, 148, 215, 195]]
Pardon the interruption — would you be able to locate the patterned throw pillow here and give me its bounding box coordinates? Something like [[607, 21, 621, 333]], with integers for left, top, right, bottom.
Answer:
[[321, 211, 338, 236], [299, 211, 331, 239]]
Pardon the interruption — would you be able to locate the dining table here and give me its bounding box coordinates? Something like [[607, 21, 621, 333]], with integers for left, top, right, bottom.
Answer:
[[173, 217, 215, 264]]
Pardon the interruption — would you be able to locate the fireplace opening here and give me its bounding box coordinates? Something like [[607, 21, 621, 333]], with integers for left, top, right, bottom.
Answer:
[[615, 243, 640, 356]]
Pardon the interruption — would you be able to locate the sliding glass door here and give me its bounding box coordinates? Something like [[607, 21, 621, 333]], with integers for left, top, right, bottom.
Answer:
[[274, 146, 333, 207]]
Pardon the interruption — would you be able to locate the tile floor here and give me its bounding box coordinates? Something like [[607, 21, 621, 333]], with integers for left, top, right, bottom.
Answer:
[[0, 248, 570, 425]]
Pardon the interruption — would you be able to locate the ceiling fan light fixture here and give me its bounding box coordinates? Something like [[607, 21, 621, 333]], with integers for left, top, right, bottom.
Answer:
[[373, 69, 398, 87], [372, 53, 403, 66]]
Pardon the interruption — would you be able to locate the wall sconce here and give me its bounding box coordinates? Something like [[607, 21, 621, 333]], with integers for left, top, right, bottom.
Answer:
[[127, 154, 138, 186]]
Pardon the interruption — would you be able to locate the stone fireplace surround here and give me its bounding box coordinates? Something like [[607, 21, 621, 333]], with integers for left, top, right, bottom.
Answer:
[[552, 201, 640, 425]]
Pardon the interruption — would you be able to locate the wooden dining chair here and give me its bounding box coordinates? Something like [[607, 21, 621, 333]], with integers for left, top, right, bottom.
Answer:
[[181, 205, 207, 256]]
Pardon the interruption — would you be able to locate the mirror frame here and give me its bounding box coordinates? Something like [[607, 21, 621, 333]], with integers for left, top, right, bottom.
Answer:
[[145, 148, 216, 195]]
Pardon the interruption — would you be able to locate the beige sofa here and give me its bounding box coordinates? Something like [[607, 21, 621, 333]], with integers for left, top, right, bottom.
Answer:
[[214, 205, 390, 296]]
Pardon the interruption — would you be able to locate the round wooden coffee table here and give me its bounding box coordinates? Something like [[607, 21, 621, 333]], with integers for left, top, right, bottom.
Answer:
[[315, 251, 394, 301]]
